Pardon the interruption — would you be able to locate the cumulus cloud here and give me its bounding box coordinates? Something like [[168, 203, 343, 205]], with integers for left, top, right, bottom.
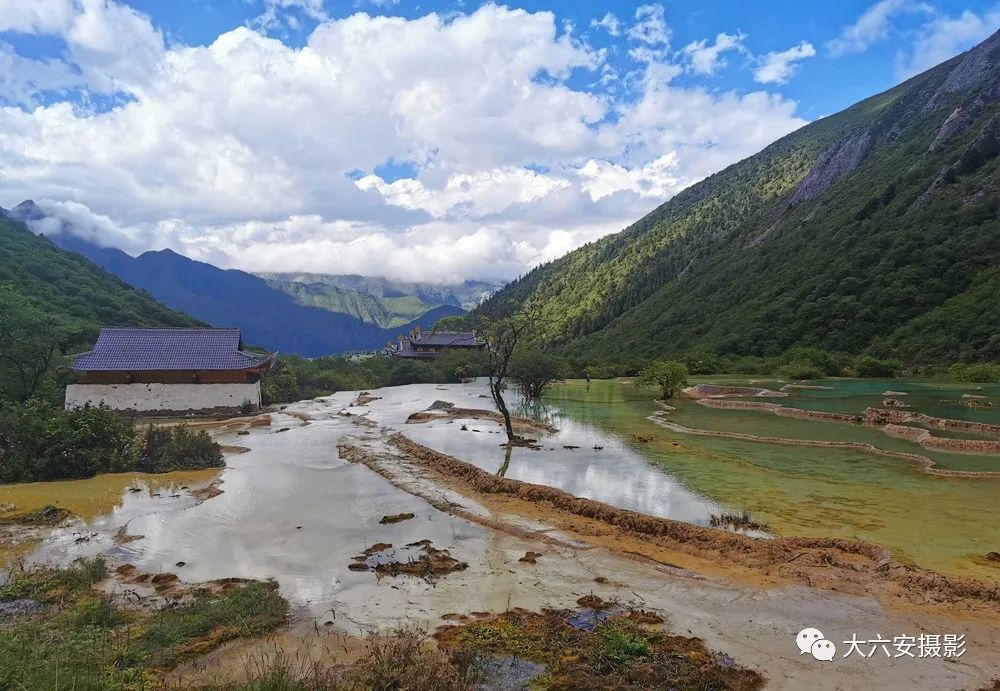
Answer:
[[590, 12, 620, 36], [628, 4, 670, 46], [827, 0, 915, 56], [682, 32, 747, 75], [254, 0, 329, 31], [0, 1, 809, 281], [895, 6, 1000, 78], [753, 40, 816, 84]]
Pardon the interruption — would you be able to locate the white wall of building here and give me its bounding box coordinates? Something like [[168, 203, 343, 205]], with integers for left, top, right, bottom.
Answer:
[[65, 382, 261, 412]]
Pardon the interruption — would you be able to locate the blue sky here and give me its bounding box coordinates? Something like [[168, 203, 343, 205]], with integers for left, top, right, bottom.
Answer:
[[0, 1, 997, 281]]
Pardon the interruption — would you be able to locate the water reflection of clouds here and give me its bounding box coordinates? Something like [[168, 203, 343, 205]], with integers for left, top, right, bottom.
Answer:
[[30, 382, 720, 611]]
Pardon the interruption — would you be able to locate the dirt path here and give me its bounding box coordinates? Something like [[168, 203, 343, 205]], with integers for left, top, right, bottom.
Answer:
[[337, 432, 1000, 690]]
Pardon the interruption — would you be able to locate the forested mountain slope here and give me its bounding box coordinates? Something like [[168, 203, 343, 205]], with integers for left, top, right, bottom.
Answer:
[[481, 30, 1000, 365], [0, 215, 202, 348]]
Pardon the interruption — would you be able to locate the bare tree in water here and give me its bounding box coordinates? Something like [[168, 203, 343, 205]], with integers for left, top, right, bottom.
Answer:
[[475, 307, 535, 445]]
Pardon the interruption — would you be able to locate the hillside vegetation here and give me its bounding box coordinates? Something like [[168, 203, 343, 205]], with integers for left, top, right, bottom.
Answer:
[[262, 277, 439, 328], [0, 216, 200, 344], [482, 30, 1000, 367]]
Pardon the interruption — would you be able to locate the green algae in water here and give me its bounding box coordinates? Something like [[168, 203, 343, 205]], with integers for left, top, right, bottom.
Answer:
[[544, 379, 1000, 580]]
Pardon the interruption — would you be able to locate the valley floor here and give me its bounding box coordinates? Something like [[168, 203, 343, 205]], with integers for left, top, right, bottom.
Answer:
[[2, 381, 998, 689]]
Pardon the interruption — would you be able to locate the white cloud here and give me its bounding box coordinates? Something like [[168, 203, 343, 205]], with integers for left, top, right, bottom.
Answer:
[[628, 4, 670, 46], [0, 0, 77, 34], [0, 2, 808, 282], [589, 12, 620, 36], [753, 41, 816, 84], [254, 0, 329, 31], [0, 44, 80, 105], [827, 0, 916, 56], [682, 32, 746, 75], [895, 6, 1000, 78], [0, 0, 163, 95]]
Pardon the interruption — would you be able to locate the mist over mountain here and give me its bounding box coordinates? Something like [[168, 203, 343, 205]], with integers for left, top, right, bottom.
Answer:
[[5, 203, 465, 357]]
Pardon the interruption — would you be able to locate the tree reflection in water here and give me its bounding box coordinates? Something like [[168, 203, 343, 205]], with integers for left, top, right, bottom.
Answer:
[[497, 444, 512, 477]]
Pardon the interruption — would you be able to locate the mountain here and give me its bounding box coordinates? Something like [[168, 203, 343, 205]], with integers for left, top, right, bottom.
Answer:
[[0, 211, 202, 348], [482, 30, 1000, 366], [9, 215, 464, 357], [258, 272, 500, 328]]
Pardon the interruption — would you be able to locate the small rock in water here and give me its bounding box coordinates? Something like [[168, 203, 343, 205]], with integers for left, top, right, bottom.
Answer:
[[175, 561, 186, 567], [379, 512, 416, 525]]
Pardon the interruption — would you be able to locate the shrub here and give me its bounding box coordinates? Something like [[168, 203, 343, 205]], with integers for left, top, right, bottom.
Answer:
[[948, 362, 1000, 383], [0, 401, 223, 483], [778, 360, 825, 380], [138, 425, 223, 473], [0, 401, 137, 483], [853, 354, 902, 378]]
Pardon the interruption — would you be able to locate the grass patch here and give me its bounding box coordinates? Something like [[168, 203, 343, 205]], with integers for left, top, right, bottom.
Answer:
[[438, 607, 764, 690], [709, 508, 770, 532], [202, 627, 479, 691], [0, 559, 288, 690], [0, 504, 75, 526]]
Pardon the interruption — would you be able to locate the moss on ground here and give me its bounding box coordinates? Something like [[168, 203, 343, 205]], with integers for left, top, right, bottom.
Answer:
[[0, 559, 288, 690]]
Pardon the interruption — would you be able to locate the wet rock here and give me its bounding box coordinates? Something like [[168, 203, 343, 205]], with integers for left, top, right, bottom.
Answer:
[[175, 561, 186, 567], [113, 525, 144, 544], [428, 400, 455, 411], [985, 552, 1000, 564], [236, 430, 251, 436], [565, 607, 616, 631], [518, 551, 543, 564], [882, 398, 911, 408], [349, 540, 468, 579], [379, 512, 416, 525], [474, 655, 546, 690], [0, 598, 52, 619], [150, 573, 178, 585]]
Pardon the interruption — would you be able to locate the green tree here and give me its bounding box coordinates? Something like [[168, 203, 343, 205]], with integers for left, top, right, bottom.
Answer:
[[261, 360, 300, 405], [635, 360, 688, 400], [853, 355, 902, 378], [509, 350, 566, 399], [431, 315, 473, 332], [0, 287, 74, 402]]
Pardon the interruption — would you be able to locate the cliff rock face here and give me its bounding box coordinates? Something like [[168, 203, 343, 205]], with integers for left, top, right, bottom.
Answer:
[[788, 131, 871, 205], [480, 30, 1000, 364]]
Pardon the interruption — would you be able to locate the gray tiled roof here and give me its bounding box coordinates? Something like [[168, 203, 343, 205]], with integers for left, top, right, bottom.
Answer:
[[72, 328, 272, 371], [410, 332, 484, 347]]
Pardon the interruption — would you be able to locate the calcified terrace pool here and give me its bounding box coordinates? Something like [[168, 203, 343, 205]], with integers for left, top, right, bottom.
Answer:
[[9, 376, 998, 611]]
